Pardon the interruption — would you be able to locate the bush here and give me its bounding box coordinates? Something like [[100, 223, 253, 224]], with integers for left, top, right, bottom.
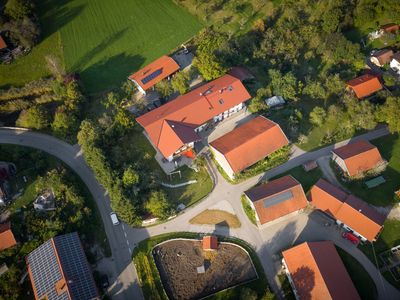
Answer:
[[16, 105, 49, 129], [145, 190, 173, 219], [5, 0, 32, 20]]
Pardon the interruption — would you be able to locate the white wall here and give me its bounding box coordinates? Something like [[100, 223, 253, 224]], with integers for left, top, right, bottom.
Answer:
[[211, 147, 235, 180], [390, 59, 400, 74], [332, 152, 349, 175]]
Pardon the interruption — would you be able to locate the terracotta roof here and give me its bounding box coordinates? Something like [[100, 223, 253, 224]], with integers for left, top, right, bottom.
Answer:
[[244, 175, 307, 224], [282, 241, 360, 300], [210, 116, 288, 174], [0, 36, 6, 50], [332, 140, 383, 177], [0, 223, 17, 251], [346, 74, 383, 98], [309, 179, 385, 241], [381, 24, 400, 32], [203, 236, 218, 250], [392, 52, 400, 62], [136, 74, 251, 158], [372, 49, 394, 65], [128, 55, 179, 91]]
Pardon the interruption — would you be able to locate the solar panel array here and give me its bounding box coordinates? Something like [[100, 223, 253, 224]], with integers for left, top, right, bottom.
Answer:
[[54, 232, 99, 300], [27, 232, 99, 300], [263, 190, 294, 208], [27, 240, 68, 300], [141, 68, 163, 84]]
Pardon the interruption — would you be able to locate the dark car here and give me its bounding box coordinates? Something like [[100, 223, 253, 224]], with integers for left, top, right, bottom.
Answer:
[[100, 275, 109, 289]]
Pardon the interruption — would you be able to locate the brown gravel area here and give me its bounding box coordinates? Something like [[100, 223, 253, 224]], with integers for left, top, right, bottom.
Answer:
[[153, 239, 257, 299]]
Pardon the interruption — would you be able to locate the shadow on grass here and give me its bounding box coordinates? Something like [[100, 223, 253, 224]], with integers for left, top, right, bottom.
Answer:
[[79, 53, 145, 94], [38, 0, 86, 39]]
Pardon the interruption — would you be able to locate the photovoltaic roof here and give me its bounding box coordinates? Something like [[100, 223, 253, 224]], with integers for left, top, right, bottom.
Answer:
[[141, 68, 162, 84], [263, 190, 294, 208], [27, 232, 99, 300]]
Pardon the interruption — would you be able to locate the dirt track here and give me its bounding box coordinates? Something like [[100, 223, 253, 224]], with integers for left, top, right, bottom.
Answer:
[[153, 239, 257, 300]]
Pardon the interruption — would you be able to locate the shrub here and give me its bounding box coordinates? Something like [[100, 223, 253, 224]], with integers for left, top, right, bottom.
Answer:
[[16, 105, 49, 129]]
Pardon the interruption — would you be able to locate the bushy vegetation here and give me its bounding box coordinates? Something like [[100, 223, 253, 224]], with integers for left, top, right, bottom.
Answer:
[[241, 195, 257, 225], [0, 145, 110, 299]]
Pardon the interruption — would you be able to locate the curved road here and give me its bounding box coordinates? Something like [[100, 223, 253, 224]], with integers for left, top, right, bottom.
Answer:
[[1, 126, 399, 300]]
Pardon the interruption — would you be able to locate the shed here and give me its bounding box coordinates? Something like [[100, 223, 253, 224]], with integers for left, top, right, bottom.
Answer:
[[202, 236, 218, 251], [265, 96, 285, 108]]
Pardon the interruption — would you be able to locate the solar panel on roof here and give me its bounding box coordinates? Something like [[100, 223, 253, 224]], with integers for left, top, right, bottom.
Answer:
[[263, 190, 294, 208], [141, 68, 162, 84]]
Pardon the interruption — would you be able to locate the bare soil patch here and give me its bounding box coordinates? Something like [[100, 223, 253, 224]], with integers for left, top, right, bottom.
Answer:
[[153, 239, 257, 299], [189, 209, 241, 228]]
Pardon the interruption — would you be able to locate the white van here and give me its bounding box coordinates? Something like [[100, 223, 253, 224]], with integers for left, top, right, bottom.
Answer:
[[110, 212, 119, 225]]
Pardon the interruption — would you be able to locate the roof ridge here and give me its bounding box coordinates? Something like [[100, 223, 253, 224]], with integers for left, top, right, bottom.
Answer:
[[341, 195, 381, 226]]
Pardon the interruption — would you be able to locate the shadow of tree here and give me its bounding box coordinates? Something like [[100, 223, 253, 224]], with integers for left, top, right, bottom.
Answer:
[[79, 53, 145, 93], [38, 0, 85, 39], [291, 266, 315, 300]]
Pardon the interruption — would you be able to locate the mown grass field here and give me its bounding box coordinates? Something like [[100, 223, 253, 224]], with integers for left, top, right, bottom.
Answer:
[[0, 0, 202, 93]]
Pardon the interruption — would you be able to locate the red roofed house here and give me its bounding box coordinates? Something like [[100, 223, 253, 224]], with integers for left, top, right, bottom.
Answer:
[[370, 49, 394, 67], [210, 116, 289, 179], [346, 74, 383, 99], [332, 140, 385, 178], [282, 241, 360, 300], [0, 223, 17, 251], [128, 55, 180, 95], [244, 175, 308, 226], [202, 235, 218, 251], [309, 179, 385, 242], [136, 74, 251, 162], [381, 23, 400, 33], [0, 35, 7, 51]]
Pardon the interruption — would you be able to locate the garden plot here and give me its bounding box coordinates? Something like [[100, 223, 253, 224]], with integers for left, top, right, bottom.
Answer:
[[153, 239, 257, 299]]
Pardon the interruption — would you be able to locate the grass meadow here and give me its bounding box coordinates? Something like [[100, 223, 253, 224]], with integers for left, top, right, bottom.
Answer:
[[0, 0, 202, 93]]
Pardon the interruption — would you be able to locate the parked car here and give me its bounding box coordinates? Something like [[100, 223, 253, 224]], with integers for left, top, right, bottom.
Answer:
[[110, 212, 119, 225], [100, 274, 109, 289], [342, 232, 360, 245]]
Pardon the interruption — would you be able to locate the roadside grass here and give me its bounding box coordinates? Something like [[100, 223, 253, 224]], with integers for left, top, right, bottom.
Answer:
[[336, 247, 378, 300], [133, 232, 271, 300], [270, 165, 323, 193], [189, 209, 241, 228], [360, 219, 400, 268], [338, 134, 400, 207], [241, 195, 257, 226], [0, 0, 202, 93]]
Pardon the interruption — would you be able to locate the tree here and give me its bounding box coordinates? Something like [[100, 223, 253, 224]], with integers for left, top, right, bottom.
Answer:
[[376, 96, 400, 133], [171, 71, 190, 95], [155, 80, 173, 98], [16, 105, 49, 129], [193, 28, 227, 80], [145, 190, 172, 219], [268, 69, 301, 101], [240, 287, 258, 300], [322, 7, 343, 33], [309, 106, 326, 127], [52, 108, 78, 138], [77, 120, 100, 145], [383, 73, 396, 87], [123, 166, 140, 187], [4, 16, 40, 48], [303, 80, 327, 100], [5, 0, 32, 19]]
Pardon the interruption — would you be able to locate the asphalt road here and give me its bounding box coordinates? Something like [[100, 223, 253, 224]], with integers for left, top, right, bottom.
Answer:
[[1, 126, 399, 300], [0, 128, 143, 300]]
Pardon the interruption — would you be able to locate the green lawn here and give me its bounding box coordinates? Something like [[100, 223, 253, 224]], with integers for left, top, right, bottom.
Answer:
[[271, 165, 323, 193], [336, 247, 378, 300], [133, 233, 271, 300], [0, 0, 202, 93], [241, 195, 257, 225], [339, 134, 400, 207]]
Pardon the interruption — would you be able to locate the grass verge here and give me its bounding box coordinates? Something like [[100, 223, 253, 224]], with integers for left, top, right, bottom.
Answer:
[[278, 273, 295, 300], [336, 247, 378, 300], [133, 232, 272, 300], [241, 195, 257, 225], [189, 209, 241, 228]]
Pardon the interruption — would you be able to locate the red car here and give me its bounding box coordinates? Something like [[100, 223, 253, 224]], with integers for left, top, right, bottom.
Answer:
[[342, 232, 360, 245]]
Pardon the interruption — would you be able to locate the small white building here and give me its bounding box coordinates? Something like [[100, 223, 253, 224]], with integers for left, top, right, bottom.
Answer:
[[33, 189, 55, 211], [390, 53, 400, 74], [265, 95, 285, 108]]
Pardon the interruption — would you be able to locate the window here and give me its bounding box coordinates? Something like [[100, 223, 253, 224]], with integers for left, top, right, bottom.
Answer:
[[218, 99, 224, 104]]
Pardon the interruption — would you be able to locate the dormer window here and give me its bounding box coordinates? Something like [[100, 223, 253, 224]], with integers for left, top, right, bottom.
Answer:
[[219, 99, 224, 104]]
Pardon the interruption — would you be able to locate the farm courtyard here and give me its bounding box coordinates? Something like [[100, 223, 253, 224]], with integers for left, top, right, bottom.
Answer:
[[0, 0, 202, 93], [153, 239, 257, 299]]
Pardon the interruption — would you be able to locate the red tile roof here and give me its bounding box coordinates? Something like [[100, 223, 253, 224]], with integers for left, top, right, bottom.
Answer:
[[136, 74, 252, 158], [0, 36, 6, 50], [372, 49, 394, 65], [332, 140, 384, 177], [381, 24, 400, 32], [244, 175, 308, 224], [309, 179, 385, 241], [0, 223, 17, 251], [128, 55, 179, 91], [203, 236, 218, 250], [346, 74, 383, 98], [282, 241, 360, 300], [210, 116, 288, 174]]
